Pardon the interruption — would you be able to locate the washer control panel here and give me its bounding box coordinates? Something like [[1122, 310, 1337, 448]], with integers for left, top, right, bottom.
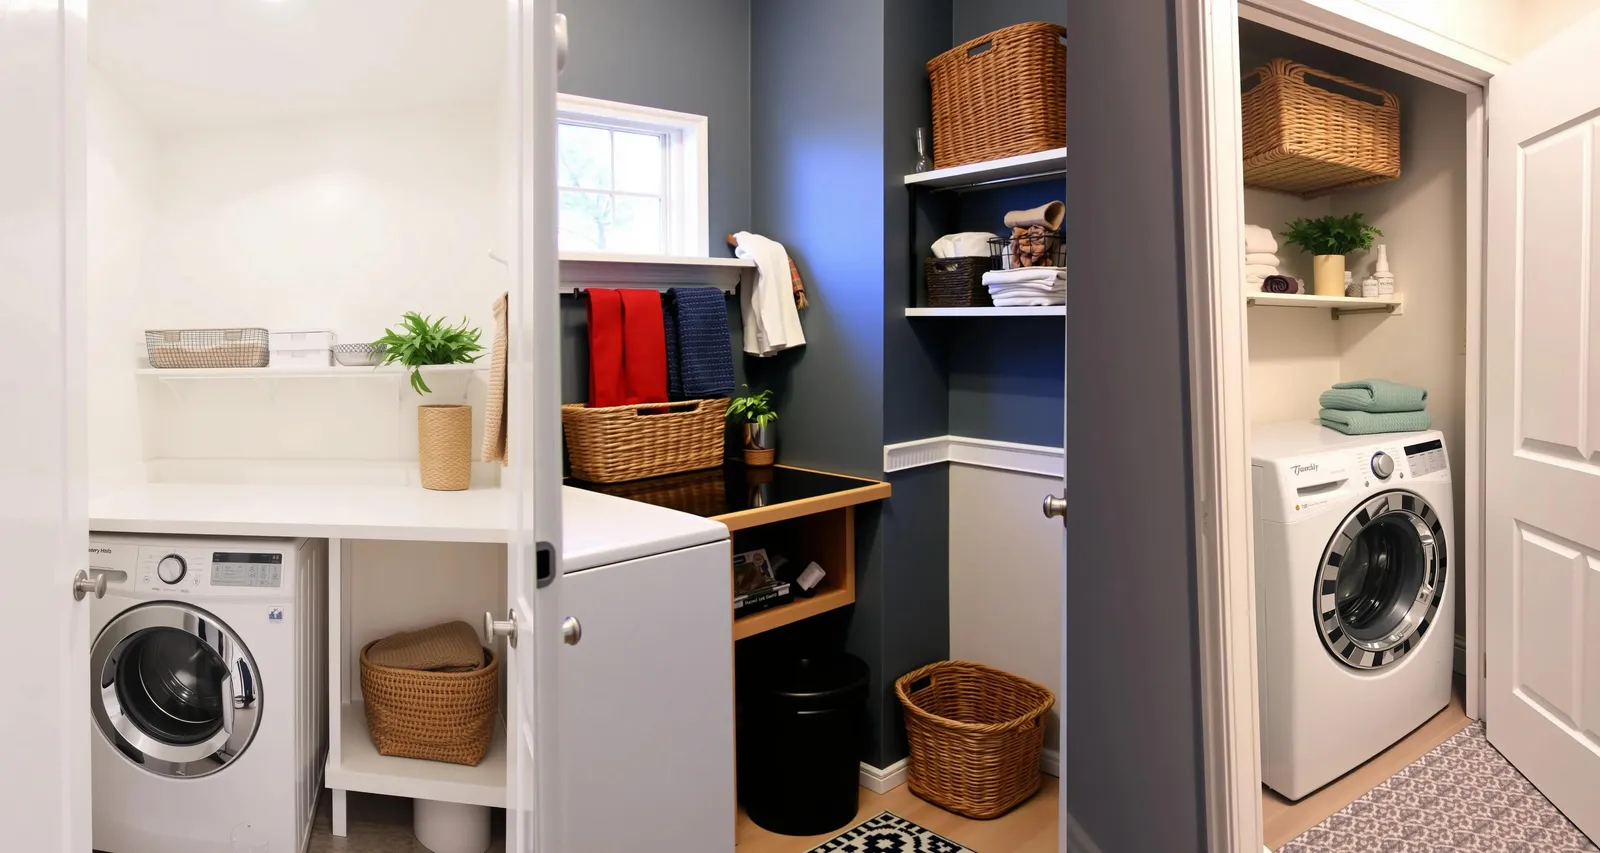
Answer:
[[1370, 451, 1395, 480], [210, 552, 284, 588]]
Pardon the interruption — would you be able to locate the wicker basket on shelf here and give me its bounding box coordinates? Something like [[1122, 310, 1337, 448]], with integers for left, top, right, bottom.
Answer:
[[1241, 58, 1400, 198], [562, 398, 729, 484], [927, 22, 1067, 170], [924, 257, 994, 308], [895, 660, 1055, 819], [360, 642, 499, 766]]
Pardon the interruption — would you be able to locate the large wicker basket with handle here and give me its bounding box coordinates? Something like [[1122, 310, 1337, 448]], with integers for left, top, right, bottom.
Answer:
[[927, 22, 1067, 170], [1242, 58, 1400, 198], [562, 398, 729, 483], [895, 660, 1055, 819], [360, 641, 499, 766]]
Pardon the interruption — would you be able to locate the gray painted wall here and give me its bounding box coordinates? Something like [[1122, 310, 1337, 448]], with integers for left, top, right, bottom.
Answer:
[[556, 0, 751, 403], [1066, 0, 1208, 851], [952, 0, 1066, 44]]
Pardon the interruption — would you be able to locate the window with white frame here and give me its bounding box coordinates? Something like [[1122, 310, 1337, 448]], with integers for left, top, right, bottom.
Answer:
[[557, 94, 709, 257]]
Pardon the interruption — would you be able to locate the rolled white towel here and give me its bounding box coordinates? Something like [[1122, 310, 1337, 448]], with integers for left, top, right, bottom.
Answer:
[[1244, 263, 1278, 279], [932, 231, 1000, 259], [1245, 252, 1280, 266], [1244, 224, 1278, 254]]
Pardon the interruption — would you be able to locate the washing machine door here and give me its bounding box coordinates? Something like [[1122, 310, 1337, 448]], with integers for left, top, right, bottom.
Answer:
[[90, 602, 260, 778], [1314, 490, 1448, 671]]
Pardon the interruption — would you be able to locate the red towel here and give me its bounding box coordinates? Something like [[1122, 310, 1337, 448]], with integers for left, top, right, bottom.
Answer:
[[619, 289, 668, 405], [587, 289, 626, 408]]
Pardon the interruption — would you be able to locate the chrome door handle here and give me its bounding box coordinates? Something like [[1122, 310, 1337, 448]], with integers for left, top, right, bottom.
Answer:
[[1042, 494, 1068, 521], [484, 610, 518, 648], [73, 569, 106, 601], [561, 616, 582, 646]]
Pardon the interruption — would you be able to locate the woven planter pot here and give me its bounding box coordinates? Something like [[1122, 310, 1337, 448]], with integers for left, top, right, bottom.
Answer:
[[360, 641, 499, 766], [418, 404, 472, 491]]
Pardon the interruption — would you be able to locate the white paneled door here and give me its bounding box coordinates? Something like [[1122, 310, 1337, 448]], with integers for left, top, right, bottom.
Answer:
[[0, 0, 91, 849], [1485, 10, 1600, 843], [505, 1, 567, 851]]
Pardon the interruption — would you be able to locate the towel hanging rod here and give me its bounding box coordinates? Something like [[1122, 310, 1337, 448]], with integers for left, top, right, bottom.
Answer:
[[559, 283, 736, 295]]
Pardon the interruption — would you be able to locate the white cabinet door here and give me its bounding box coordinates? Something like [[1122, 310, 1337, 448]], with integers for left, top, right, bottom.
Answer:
[[1485, 9, 1600, 842], [505, 1, 566, 850], [0, 1, 91, 849], [560, 542, 735, 853]]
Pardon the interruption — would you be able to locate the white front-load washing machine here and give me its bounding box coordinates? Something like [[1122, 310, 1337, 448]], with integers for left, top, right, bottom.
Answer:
[[1252, 421, 1455, 800], [88, 534, 326, 853]]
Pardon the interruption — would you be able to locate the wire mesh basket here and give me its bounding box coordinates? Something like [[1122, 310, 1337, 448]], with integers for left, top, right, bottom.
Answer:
[[144, 328, 270, 369], [989, 231, 1064, 269]]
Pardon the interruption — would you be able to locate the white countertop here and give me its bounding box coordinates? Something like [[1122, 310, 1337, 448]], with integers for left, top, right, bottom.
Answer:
[[88, 482, 728, 563], [89, 482, 509, 543], [560, 486, 727, 572]]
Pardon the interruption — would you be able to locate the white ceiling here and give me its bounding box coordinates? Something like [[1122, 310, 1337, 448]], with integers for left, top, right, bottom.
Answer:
[[90, 0, 507, 128]]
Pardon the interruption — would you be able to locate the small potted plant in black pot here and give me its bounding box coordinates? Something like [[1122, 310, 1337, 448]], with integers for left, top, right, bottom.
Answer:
[[727, 385, 778, 466]]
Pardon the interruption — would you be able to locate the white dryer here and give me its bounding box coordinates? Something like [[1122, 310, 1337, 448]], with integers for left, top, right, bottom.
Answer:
[[1252, 421, 1455, 800], [88, 534, 326, 853]]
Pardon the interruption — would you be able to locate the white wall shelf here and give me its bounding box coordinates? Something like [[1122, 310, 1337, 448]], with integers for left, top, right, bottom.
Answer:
[[558, 251, 754, 292], [134, 364, 488, 379], [906, 306, 1064, 317], [902, 148, 1067, 191], [89, 482, 508, 543], [325, 702, 506, 809], [1245, 292, 1404, 318]]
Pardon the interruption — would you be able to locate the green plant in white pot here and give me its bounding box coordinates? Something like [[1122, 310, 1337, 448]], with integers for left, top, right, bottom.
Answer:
[[727, 386, 778, 467], [1282, 213, 1382, 297], [374, 313, 484, 490]]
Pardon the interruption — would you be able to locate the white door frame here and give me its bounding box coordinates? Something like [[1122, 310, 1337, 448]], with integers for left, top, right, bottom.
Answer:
[[1174, 2, 1496, 851]]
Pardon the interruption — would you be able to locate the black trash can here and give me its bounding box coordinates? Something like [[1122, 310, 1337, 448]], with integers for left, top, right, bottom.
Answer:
[[738, 654, 870, 836]]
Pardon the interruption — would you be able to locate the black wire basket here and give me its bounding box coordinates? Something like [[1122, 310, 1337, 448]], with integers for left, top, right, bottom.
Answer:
[[989, 230, 1065, 269]]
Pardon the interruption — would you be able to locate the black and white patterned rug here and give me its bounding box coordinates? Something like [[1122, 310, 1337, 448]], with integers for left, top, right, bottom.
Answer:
[[809, 812, 976, 853], [1280, 722, 1597, 852]]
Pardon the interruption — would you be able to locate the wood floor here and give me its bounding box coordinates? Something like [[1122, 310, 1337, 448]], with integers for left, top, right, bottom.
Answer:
[[1260, 675, 1471, 851], [736, 778, 1059, 852]]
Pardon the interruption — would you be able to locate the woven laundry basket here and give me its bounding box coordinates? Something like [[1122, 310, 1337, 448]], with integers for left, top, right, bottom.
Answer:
[[896, 660, 1055, 819], [1242, 58, 1400, 198], [562, 398, 729, 483], [360, 641, 499, 766], [927, 21, 1067, 169], [924, 257, 995, 307]]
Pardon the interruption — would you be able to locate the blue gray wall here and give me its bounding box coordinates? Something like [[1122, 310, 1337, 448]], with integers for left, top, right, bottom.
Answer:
[[953, 0, 1066, 43], [1066, 0, 1207, 850], [556, 0, 751, 403]]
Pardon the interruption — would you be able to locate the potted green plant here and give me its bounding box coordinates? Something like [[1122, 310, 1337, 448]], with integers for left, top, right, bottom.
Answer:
[[727, 385, 778, 466], [1281, 213, 1383, 297], [374, 313, 484, 491]]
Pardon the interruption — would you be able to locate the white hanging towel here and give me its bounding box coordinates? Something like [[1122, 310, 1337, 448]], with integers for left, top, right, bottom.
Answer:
[[733, 232, 807, 357]]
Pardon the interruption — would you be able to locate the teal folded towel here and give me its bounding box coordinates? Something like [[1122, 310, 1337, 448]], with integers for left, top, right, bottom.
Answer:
[[1319, 408, 1432, 435], [1319, 379, 1428, 413]]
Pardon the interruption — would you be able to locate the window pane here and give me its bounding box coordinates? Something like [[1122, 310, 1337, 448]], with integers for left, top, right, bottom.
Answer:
[[559, 191, 610, 251], [613, 131, 664, 195], [611, 195, 663, 255], [558, 123, 612, 190]]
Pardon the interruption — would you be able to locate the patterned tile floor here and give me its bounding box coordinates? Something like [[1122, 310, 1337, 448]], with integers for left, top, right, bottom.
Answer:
[[1280, 722, 1597, 853]]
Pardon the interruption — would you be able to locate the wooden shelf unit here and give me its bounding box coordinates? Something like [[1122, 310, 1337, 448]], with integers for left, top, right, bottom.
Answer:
[[731, 505, 861, 641]]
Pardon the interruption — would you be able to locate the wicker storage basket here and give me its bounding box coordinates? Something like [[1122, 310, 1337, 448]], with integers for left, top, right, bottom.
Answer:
[[928, 22, 1067, 170], [563, 398, 729, 483], [925, 257, 994, 307], [1242, 59, 1400, 198], [360, 641, 498, 766], [417, 404, 472, 491], [145, 328, 269, 369], [896, 660, 1055, 819]]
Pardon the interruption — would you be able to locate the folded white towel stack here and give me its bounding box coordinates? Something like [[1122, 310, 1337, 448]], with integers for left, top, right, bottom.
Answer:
[[983, 267, 1066, 306], [1242, 224, 1283, 288]]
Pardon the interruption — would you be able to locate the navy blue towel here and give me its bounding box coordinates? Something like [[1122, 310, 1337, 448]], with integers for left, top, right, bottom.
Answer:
[[662, 295, 683, 399], [666, 287, 735, 398]]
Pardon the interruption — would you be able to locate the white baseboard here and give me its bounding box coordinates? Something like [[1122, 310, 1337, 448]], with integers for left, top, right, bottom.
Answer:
[[884, 435, 1064, 477], [1041, 746, 1060, 778], [859, 758, 908, 795]]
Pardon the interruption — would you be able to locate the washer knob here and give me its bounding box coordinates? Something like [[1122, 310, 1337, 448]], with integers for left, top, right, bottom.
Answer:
[[156, 554, 187, 584], [1371, 452, 1395, 480]]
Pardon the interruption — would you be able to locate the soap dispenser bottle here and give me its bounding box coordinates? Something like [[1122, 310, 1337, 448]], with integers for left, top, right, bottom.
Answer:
[[1373, 244, 1395, 296]]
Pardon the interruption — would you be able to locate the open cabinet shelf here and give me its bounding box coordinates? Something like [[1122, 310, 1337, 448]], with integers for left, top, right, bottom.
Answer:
[[325, 702, 507, 809], [733, 586, 855, 641], [1246, 292, 1403, 317], [906, 306, 1064, 317], [903, 147, 1067, 190], [558, 251, 755, 292], [133, 364, 489, 379]]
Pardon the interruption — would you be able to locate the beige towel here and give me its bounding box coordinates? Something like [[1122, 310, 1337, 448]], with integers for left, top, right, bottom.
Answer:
[[1003, 200, 1065, 231], [366, 621, 485, 672], [481, 292, 509, 465]]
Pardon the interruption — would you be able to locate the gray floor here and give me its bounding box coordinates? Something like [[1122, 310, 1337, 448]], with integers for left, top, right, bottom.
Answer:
[[308, 792, 506, 853]]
